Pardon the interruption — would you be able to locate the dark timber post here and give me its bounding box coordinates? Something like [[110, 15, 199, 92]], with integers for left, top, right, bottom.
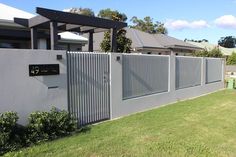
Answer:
[[111, 28, 117, 52], [50, 21, 58, 50], [30, 27, 38, 49], [88, 31, 94, 52]]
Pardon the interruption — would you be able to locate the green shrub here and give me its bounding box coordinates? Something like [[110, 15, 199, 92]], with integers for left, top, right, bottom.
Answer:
[[193, 48, 223, 58], [0, 112, 24, 155], [227, 52, 236, 65], [0, 108, 77, 155], [27, 107, 76, 144]]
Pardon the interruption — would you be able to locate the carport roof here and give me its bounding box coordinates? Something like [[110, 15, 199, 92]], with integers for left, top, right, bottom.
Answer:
[[14, 7, 127, 33]]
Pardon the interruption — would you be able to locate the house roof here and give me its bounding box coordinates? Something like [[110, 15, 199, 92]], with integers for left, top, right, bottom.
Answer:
[[58, 32, 88, 43], [153, 34, 202, 50], [126, 28, 165, 50], [187, 41, 236, 56], [0, 3, 34, 20], [82, 28, 202, 52]]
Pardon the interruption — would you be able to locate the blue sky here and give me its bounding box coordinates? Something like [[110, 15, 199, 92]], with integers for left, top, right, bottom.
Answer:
[[1, 0, 236, 44]]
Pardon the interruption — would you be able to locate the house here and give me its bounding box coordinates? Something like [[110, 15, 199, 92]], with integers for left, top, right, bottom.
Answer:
[[186, 41, 236, 56], [82, 28, 202, 55], [0, 3, 88, 50]]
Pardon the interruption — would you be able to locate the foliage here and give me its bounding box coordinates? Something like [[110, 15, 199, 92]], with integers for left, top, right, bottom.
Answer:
[[192, 47, 223, 58], [98, 9, 132, 53], [184, 39, 208, 43], [0, 112, 24, 155], [218, 36, 236, 48], [130, 16, 168, 34], [98, 8, 127, 22], [0, 108, 76, 155], [68, 7, 95, 16], [27, 107, 76, 144], [227, 52, 236, 65], [100, 32, 111, 52]]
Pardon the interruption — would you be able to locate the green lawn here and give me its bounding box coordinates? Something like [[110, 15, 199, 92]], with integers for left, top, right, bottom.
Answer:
[[5, 90, 236, 157]]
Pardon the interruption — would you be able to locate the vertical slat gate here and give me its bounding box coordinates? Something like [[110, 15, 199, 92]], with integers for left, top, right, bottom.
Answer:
[[67, 52, 110, 126]]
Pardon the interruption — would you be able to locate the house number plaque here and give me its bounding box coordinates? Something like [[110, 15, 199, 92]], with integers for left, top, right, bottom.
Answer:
[[29, 64, 60, 76]]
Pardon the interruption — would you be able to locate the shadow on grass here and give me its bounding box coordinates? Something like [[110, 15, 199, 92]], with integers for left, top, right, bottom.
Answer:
[[76, 125, 92, 134]]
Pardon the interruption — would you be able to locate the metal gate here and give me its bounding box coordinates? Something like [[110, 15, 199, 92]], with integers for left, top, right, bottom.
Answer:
[[67, 52, 110, 126]]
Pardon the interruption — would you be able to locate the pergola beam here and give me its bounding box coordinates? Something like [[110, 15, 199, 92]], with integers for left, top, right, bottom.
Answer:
[[66, 24, 81, 31], [14, 18, 29, 27], [36, 7, 127, 29], [31, 27, 38, 49], [81, 28, 108, 33], [88, 30, 94, 52], [14, 7, 128, 52], [50, 21, 58, 50], [57, 24, 81, 31], [29, 15, 50, 27], [111, 28, 117, 52]]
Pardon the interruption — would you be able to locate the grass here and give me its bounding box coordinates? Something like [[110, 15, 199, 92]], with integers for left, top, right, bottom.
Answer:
[[4, 90, 236, 157]]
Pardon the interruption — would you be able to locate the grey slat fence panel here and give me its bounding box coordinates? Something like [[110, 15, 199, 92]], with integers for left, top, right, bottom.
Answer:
[[206, 58, 222, 84], [67, 52, 110, 126], [176, 57, 202, 89], [122, 54, 169, 99]]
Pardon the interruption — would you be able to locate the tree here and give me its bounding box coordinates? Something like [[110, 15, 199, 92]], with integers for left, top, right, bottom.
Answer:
[[193, 47, 223, 58], [68, 7, 95, 16], [184, 39, 208, 43], [98, 9, 132, 53], [218, 36, 236, 48], [227, 52, 236, 65], [98, 8, 127, 22], [130, 16, 168, 34]]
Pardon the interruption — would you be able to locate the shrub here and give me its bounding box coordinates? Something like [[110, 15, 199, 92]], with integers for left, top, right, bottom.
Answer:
[[0, 108, 77, 155], [0, 112, 24, 155], [27, 107, 76, 144], [227, 52, 236, 65], [193, 48, 223, 58]]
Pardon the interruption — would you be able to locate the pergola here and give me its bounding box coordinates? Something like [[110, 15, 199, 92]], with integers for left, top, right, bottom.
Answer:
[[14, 7, 127, 52]]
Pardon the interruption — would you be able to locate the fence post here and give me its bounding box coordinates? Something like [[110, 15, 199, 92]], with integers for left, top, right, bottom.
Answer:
[[222, 58, 226, 83], [201, 57, 206, 85], [109, 53, 123, 119], [169, 53, 176, 93]]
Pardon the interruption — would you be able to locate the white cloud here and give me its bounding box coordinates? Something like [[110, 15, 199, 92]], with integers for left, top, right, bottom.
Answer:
[[165, 19, 209, 30], [214, 15, 236, 29]]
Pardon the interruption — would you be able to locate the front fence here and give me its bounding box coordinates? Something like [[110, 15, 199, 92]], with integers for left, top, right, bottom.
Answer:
[[67, 52, 110, 126], [122, 54, 169, 99], [206, 58, 223, 84], [66, 52, 224, 126], [176, 57, 202, 89], [0, 50, 224, 126]]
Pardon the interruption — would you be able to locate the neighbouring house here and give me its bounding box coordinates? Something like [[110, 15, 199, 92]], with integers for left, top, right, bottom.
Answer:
[[82, 28, 202, 55], [0, 3, 88, 50], [186, 41, 236, 56]]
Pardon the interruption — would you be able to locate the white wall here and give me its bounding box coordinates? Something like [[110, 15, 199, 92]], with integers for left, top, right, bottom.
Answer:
[[0, 49, 67, 125]]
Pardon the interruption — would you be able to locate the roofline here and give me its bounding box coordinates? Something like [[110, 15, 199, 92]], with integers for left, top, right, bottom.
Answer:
[[135, 46, 169, 51], [167, 44, 203, 50], [59, 39, 88, 44], [0, 19, 27, 29]]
